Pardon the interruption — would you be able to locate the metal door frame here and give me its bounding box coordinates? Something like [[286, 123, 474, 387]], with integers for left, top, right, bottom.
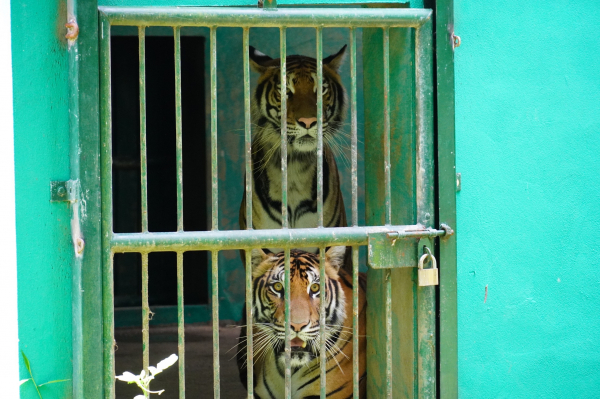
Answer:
[[67, 1, 457, 398]]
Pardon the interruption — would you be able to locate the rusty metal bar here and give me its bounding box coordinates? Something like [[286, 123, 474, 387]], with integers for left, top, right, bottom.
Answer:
[[382, 27, 393, 399], [383, 27, 391, 226], [141, 253, 149, 387], [415, 17, 437, 398], [280, 27, 288, 229], [111, 225, 446, 253], [139, 26, 148, 233], [319, 246, 326, 398], [352, 245, 359, 398], [350, 27, 359, 399], [210, 27, 218, 232], [350, 27, 358, 229], [174, 27, 183, 232], [242, 26, 254, 398], [99, 13, 116, 398], [284, 248, 291, 399], [100, 7, 432, 28], [212, 250, 220, 398], [177, 251, 185, 398], [316, 27, 323, 229]]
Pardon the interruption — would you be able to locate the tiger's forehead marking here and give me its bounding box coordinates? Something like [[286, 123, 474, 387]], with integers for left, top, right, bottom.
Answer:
[[262, 251, 321, 284]]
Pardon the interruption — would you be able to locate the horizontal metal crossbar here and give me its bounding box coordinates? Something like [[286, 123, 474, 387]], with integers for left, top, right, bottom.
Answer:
[[111, 225, 446, 253], [99, 7, 432, 28]]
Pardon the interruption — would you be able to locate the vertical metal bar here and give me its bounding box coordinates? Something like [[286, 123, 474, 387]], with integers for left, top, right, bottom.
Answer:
[[317, 27, 326, 396], [349, 27, 359, 399], [415, 17, 437, 398], [139, 26, 148, 233], [350, 27, 358, 229], [210, 26, 221, 399], [319, 247, 326, 399], [383, 27, 393, 399], [141, 253, 149, 383], [139, 29, 150, 396], [67, 0, 83, 395], [435, 1, 459, 397], [99, 14, 115, 399], [212, 251, 220, 398], [210, 27, 218, 232], [174, 27, 184, 232], [177, 251, 186, 398], [283, 248, 291, 399], [383, 27, 391, 227], [243, 27, 254, 398], [352, 246, 359, 398], [316, 27, 324, 228], [279, 27, 288, 229]]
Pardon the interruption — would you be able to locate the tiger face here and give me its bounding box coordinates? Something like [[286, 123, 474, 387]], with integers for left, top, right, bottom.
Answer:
[[250, 246, 347, 368], [249, 46, 347, 154]]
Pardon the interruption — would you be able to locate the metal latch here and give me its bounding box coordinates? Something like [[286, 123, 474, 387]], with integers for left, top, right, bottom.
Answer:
[[50, 180, 80, 203]]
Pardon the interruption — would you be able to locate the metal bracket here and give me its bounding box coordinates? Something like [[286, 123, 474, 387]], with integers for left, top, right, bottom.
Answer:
[[261, 0, 277, 10], [368, 231, 419, 269], [50, 180, 80, 203], [368, 225, 453, 269]]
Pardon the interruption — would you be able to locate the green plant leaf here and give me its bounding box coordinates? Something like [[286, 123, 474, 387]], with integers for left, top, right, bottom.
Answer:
[[38, 379, 70, 387], [21, 351, 32, 375], [19, 378, 31, 386]]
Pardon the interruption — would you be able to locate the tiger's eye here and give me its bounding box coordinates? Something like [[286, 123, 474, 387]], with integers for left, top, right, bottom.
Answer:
[[310, 283, 320, 293], [273, 282, 283, 292]]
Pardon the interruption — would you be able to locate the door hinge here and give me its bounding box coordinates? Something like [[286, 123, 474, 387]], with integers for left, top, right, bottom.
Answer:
[[51, 180, 80, 203]]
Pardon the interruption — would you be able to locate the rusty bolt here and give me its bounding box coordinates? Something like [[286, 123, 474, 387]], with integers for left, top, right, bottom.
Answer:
[[65, 19, 79, 41], [452, 34, 461, 49], [76, 238, 85, 254], [57, 186, 67, 197]]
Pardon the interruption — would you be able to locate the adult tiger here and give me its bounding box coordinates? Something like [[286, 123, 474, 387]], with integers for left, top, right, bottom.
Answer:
[[239, 46, 351, 271], [237, 246, 366, 398]]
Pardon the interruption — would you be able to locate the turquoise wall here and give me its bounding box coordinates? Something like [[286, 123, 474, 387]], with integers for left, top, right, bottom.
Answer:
[[12, 0, 73, 398], [455, 1, 600, 397]]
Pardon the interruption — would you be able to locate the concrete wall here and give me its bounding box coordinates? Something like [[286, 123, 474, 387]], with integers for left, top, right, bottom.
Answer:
[[12, 0, 73, 398], [454, 1, 600, 397]]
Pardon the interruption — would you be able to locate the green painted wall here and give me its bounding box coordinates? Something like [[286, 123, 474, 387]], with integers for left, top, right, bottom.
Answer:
[[12, 0, 73, 398], [455, 1, 600, 397]]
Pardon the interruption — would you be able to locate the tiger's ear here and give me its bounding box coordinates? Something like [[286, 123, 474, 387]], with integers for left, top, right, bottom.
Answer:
[[249, 46, 274, 74], [251, 247, 269, 270], [323, 45, 347, 71], [325, 246, 346, 271]]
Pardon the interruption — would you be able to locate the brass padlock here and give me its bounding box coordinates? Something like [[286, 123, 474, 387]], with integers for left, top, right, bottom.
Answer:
[[418, 248, 439, 286]]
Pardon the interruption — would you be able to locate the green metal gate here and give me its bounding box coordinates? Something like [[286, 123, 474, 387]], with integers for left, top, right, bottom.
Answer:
[[85, 4, 458, 399]]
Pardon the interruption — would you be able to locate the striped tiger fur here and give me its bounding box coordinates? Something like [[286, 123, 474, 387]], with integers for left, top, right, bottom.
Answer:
[[237, 246, 366, 398], [239, 45, 351, 271]]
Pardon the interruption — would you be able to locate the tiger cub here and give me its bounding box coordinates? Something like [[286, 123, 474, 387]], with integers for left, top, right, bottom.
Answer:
[[237, 246, 366, 398], [239, 46, 351, 270]]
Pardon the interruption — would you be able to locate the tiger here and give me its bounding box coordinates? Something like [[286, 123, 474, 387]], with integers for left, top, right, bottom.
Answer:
[[239, 45, 352, 272], [236, 246, 366, 398]]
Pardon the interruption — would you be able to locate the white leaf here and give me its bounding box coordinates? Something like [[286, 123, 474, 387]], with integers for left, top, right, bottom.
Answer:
[[134, 395, 146, 399], [140, 369, 146, 379], [148, 366, 158, 376], [19, 379, 31, 386], [156, 354, 178, 372], [115, 372, 139, 382]]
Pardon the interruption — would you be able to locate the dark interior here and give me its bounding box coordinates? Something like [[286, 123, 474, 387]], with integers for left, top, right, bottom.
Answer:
[[111, 35, 209, 307]]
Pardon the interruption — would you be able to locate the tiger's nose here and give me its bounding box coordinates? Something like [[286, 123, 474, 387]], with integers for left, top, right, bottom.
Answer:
[[297, 117, 317, 129], [290, 321, 309, 332]]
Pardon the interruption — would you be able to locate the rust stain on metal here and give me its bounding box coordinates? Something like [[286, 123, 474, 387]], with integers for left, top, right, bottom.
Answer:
[[65, 18, 79, 44]]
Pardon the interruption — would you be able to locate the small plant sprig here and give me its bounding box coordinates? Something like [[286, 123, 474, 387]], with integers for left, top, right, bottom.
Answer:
[[19, 351, 69, 399], [115, 354, 178, 398]]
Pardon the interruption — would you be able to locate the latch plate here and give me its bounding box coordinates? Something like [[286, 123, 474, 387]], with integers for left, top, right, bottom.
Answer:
[[51, 180, 80, 202], [368, 231, 418, 269]]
